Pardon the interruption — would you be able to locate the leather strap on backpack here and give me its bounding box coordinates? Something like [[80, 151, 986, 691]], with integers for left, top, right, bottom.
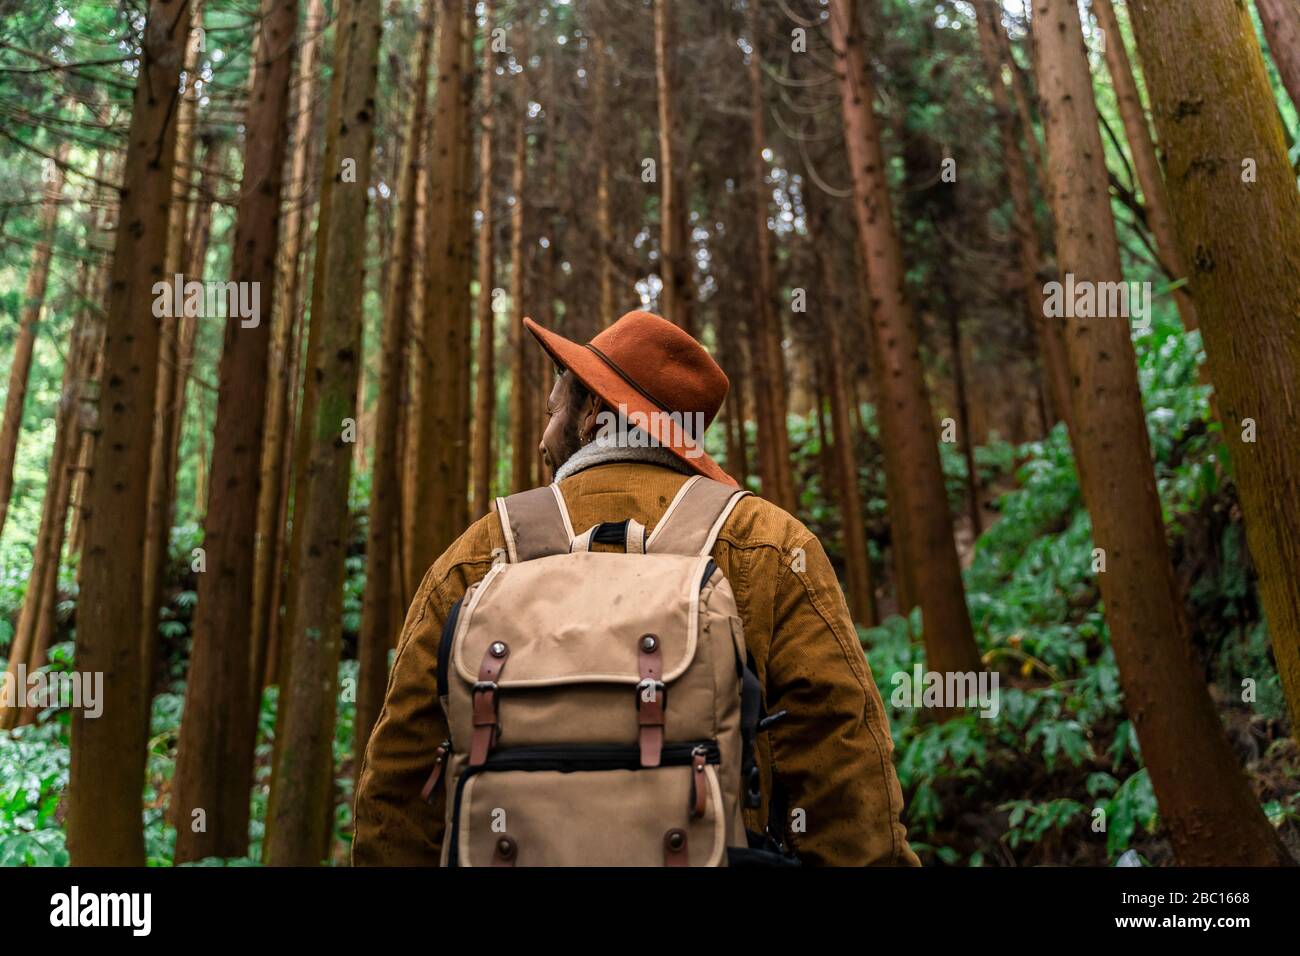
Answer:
[[645, 475, 750, 556], [470, 641, 510, 765], [637, 634, 665, 766]]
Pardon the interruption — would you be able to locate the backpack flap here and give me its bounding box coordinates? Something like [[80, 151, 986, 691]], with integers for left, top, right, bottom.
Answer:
[[445, 550, 727, 753]]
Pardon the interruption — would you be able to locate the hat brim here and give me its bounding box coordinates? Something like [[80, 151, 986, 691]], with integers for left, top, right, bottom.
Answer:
[[524, 316, 738, 487]]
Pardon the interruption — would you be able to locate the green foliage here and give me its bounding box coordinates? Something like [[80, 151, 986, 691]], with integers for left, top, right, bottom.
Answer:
[[855, 311, 1290, 865], [1099, 769, 1160, 858], [1000, 798, 1087, 850], [0, 718, 69, 866]]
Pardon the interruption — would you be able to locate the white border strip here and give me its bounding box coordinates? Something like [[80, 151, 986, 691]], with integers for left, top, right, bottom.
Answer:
[[495, 496, 518, 564], [550, 483, 576, 541]]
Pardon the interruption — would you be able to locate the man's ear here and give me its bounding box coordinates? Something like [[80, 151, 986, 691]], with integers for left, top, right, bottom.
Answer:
[[580, 393, 604, 442]]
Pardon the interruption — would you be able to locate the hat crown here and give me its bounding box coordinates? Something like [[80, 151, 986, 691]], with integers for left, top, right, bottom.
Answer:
[[589, 311, 729, 425]]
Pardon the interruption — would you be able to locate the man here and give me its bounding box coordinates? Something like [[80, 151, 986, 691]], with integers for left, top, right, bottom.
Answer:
[[353, 309, 919, 866]]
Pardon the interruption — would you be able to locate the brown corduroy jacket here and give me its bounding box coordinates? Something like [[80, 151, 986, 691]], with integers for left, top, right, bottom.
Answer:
[[352, 461, 920, 866]]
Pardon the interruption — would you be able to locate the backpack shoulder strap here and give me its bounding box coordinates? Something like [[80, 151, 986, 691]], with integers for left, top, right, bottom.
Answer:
[[645, 475, 751, 556], [495, 484, 576, 562]]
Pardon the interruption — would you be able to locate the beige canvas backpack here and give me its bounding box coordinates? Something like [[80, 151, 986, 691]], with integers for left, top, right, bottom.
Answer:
[[421, 475, 793, 867]]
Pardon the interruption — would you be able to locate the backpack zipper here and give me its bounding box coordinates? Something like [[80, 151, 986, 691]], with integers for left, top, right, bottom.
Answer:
[[420, 739, 451, 802], [471, 740, 719, 773], [436, 598, 463, 700]]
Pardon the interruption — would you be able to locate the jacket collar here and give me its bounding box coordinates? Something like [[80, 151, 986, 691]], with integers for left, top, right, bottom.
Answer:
[[553, 432, 694, 483]]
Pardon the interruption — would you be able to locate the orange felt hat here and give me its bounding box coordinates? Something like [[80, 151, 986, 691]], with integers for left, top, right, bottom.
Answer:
[[523, 310, 738, 487]]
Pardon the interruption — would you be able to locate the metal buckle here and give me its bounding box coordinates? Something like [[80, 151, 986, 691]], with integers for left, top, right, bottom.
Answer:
[[636, 678, 666, 707]]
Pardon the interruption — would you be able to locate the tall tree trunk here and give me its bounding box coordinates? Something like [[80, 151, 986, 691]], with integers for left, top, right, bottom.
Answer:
[[397, 150, 427, 605], [1255, 0, 1300, 111], [140, 0, 204, 707], [653, 0, 693, 335], [0, 143, 67, 540], [168, 140, 221, 513], [67, 0, 188, 867], [812, 366, 834, 503], [1005, 28, 1049, 191], [471, 0, 498, 518], [18, 143, 114, 708], [411, 0, 472, 579], [853, 264, 916, 616], [355, 1, 433, 777], [827, 320, 878, 627], [1033, 0, 1291, 865], [265, 0, 382, 866], [830, 0, 982, 680], [531, 42, 558, 487], [975, 0, 1072, 432], [720, 330, 750, 487], [25, 207, 106, 690], [593, 34, 615, 327], [173, 0, 299, 865], [281, 0, 351, 660], [507, 60, 532, 495], [68, 187, 115, 562], [1128, 0, 1300, 754], [744, 3, 795, 512], [0, 299, 90, 730], [453, 13, 476, 529], [251, 0, 324, 705], [805, 192, 877, 625], [1090, 0, 1197, 330], [944, 301, 982, 539]]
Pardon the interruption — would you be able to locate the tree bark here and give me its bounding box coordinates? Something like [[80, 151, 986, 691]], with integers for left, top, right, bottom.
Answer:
[[830, 0, 981, 680], [0, 143, 67, 541], [1034, 0, 1291, 865], [1002, 19, 1049, 192], [827, 319, 878, 627], [168, 140, 221, 515], [68, 195, 115, 562], [471, 0, 498, 518], [1255, 0, 1300, 111], [453, 12, 477, 528], [593, 34, 615, 328], [1090, 0, 1197, 330], [974, 0, 1072, 432], [265, 0, 382, 866], [411, 0, 473, 579], [0, 290, 90, 730], [281, 0, 350, 659], [945, 301, 982, 540], [744, 3, 796, 513], [356, 1, 434, 778], [507, 50, 532, 495], [67, 0, 189, 867], [140, 0, 203, 709], [173, 0, 300, 864], [653, 0, 693, 336], [1127, 0, 1300, 755], [251, 0, 326, 704], [26, 230, 104, 690]]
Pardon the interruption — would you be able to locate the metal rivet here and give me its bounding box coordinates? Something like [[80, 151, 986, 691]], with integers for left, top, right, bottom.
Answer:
[[665, 830, 685, 851], [640, 635, 658, 653], [497, 837, 515, 858], [490, 641, 508, 658]]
